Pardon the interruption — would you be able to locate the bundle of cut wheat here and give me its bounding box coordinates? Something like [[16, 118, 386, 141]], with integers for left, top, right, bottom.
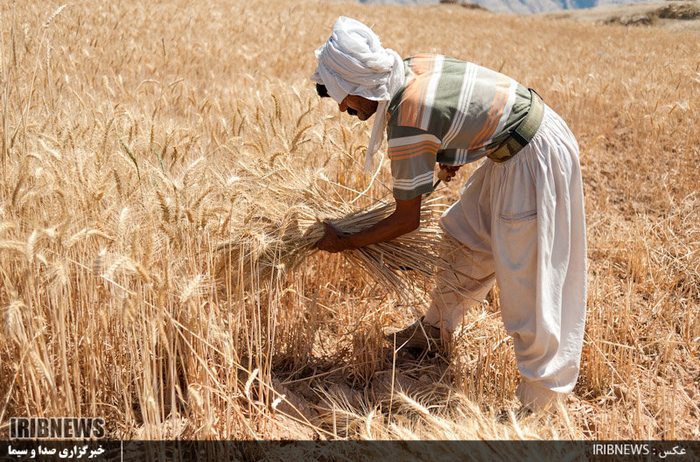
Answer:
[[215, 195, 453, 300]]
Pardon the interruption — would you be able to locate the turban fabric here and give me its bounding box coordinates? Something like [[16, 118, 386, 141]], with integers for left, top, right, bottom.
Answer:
[[311, 17, 405, 172]]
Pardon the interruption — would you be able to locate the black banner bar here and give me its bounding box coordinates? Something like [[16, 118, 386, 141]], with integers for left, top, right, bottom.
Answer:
[[1, 440, 698, 462]]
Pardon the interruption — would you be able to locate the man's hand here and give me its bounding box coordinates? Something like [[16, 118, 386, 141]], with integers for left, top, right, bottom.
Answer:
[[315, 221, 353, 253], [438, 164, 461, 183]]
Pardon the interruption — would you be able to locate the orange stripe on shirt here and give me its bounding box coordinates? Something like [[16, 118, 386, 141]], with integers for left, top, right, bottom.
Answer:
[[413, 56, 435, 127], [388, 138, 440, 152], [397, 55, 435, 127], [388, 141, 440, 157], [470, 78, 508, 149], [476, 87, 507, 146], [388, 141, 440, 161], [411, 54, 433, 74], [469, 77, 510, 150]]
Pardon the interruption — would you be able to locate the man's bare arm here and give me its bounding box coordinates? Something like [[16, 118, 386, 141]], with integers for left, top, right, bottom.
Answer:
[[315, 195, 422, 253]]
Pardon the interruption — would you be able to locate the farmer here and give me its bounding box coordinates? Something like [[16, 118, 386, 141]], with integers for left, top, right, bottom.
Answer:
[[312, 16, 586, 412]]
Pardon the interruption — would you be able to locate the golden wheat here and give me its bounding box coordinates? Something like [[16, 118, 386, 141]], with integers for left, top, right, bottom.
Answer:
[[0, 0, 698, 443]]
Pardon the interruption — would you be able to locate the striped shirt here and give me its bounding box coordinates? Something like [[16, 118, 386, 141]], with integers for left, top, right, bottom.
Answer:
[[386, 54, 532, 200]]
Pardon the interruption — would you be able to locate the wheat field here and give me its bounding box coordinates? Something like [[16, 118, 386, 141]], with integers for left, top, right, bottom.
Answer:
[[0, 0, 698, 442]]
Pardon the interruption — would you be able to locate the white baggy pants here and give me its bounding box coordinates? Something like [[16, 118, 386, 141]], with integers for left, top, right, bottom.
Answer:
[[424, 105, 587, 410]]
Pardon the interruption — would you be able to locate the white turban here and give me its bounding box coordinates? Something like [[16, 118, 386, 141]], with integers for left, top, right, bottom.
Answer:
[[311, 17, 405, 172]]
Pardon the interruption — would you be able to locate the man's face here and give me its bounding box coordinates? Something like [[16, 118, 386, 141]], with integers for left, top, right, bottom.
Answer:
[[338, 95, 378, 121]]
